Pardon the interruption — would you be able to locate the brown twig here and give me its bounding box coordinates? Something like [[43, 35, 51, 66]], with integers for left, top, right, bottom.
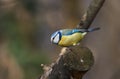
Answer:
[[40, 0, 105, 79], [77, 0, 105, 29]]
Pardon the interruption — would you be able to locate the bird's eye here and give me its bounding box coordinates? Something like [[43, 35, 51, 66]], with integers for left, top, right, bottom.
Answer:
[[51, 32, 58, 42], [53, 33, 60, 43], [51, 31, 61, 44]]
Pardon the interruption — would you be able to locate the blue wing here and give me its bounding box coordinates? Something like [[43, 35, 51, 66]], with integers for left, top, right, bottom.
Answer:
[[58, 27, 99, 35], [60, 29, 84, 35]]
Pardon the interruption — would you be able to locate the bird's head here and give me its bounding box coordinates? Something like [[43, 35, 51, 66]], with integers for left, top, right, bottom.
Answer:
[[51, 31, 62, 44]]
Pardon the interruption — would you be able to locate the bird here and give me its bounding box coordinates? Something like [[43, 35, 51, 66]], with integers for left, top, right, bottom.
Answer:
[[51, 27, 100, 47]]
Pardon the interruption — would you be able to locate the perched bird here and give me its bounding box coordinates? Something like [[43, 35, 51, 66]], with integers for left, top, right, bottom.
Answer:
[[51, 27, 100, 46]]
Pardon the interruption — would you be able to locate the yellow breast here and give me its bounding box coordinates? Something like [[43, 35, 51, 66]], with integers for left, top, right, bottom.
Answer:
[[58, 32, 87, 46]]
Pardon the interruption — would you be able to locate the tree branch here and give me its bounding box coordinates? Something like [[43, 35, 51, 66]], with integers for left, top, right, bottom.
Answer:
[[40, 46, 94, 79], [77, 0, 105, 29], [40, 0, 105, 79]]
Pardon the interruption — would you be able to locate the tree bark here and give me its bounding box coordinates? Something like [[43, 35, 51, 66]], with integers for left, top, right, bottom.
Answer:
[[40, 46, 94, 79], [77, 0, 105, 29]]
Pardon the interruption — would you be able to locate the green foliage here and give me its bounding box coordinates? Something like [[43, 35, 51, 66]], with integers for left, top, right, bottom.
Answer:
[[0, 4, 50, 79], [9, 39, 50, 79], [4, 13, 50, 79], [0, 13, 19, 37]]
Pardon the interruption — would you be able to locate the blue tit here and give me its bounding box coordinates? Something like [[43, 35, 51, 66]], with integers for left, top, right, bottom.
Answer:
[[51, 27, 100, 46]]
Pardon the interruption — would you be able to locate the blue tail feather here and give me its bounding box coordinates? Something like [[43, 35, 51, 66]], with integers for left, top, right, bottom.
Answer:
[[78, 27, 100, 32], [88, 27, 100, 32]]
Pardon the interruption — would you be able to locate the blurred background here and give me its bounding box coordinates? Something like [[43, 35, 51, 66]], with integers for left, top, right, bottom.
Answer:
[[0, 0, 120, 79]]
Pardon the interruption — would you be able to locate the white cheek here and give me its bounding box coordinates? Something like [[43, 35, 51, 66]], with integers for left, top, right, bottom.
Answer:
[[51, 32, 58, 42], [53, 34, 60, 43]]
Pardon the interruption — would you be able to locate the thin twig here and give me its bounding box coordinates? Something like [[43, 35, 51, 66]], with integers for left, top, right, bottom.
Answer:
[[77, 0, 105, 29]]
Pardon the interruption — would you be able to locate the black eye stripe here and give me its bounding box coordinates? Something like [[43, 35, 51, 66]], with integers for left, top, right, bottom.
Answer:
[[53, 33, 58, 40], [52, 31, 62, 43], [53, 31, 61, 41]]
